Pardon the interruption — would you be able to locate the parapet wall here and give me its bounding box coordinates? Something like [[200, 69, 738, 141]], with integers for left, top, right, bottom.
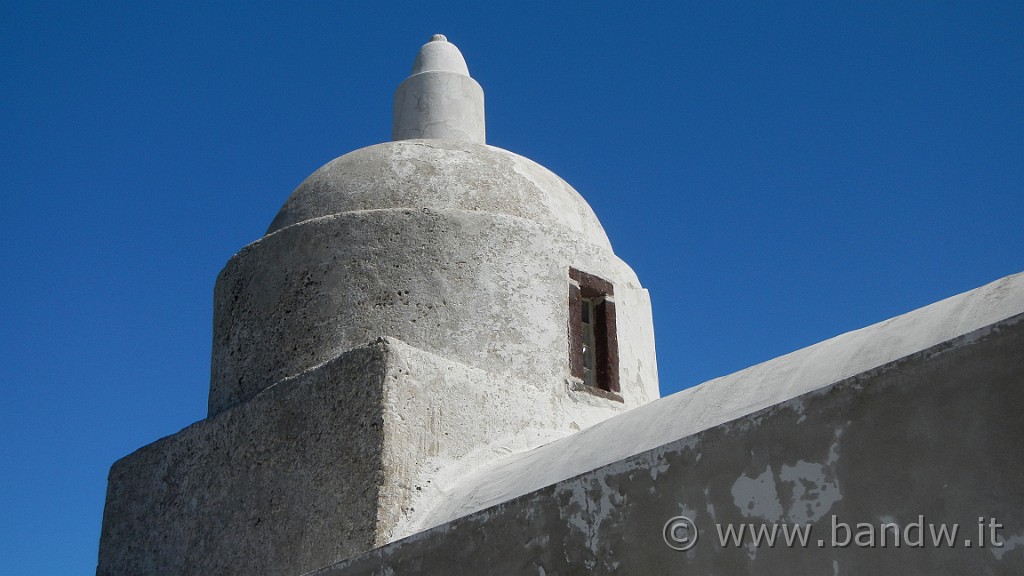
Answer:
[[311, 277, 1024, 575]]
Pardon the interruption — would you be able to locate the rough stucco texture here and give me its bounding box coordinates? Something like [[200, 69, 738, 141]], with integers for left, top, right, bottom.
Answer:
[[264, 140, 608, 242], [97, 336, 647, 576], [97, 343, 390, 576], [374, 338, 643, 543], [312, 315, 1024, 576], [209, 208, 656, 416]]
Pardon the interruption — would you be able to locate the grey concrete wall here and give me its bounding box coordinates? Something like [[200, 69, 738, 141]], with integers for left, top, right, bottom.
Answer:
[[312, 314, 1024, 575]]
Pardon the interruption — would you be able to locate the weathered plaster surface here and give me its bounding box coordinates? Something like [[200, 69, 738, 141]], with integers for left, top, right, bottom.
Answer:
[[423, 272, 1024, 526], [377, 338, 643, 542], [97, 343, 390, 576], [265, 139, 610, 243], [211, 205, 656, 416], [210, 87, 660, 417], [312, 306, 1024, 576], [98, 336, 647, 575]]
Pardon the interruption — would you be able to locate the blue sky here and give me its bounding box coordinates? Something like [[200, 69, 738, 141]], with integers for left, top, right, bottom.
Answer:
[[2, 2, 1021, 573]]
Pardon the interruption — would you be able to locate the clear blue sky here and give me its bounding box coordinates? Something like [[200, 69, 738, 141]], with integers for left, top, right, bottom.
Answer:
[[2, 2, 1021, 573]]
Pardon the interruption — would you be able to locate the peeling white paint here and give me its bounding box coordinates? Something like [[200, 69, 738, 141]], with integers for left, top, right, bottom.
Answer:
[[731, 465, 783, 522], [648, 459, 670, 481], [992, 531, 1024, 560], [826, 427, 844, 465], [878, 514, 898, 527], [560, 474, 625, 563], [704, 488, 717, 523], [779, 460, 842, 524]]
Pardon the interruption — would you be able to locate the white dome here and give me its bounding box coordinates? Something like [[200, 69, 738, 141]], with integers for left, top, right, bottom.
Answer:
[[266, 139, 612, 250]]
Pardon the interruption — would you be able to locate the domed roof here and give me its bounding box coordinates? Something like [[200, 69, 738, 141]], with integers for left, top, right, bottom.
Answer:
[[266, 139, 612, 249]]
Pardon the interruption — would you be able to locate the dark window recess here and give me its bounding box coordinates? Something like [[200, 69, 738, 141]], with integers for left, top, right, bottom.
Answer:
[[568, 268, 619, 394]]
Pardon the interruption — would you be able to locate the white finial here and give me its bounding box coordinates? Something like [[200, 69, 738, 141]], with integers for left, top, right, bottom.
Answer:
[[393, 35, 485, 144]]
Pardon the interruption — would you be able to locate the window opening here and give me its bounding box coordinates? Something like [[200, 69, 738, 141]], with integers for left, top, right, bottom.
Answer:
[[581, 297, 598, 388], [569, 268, 619, 394]]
